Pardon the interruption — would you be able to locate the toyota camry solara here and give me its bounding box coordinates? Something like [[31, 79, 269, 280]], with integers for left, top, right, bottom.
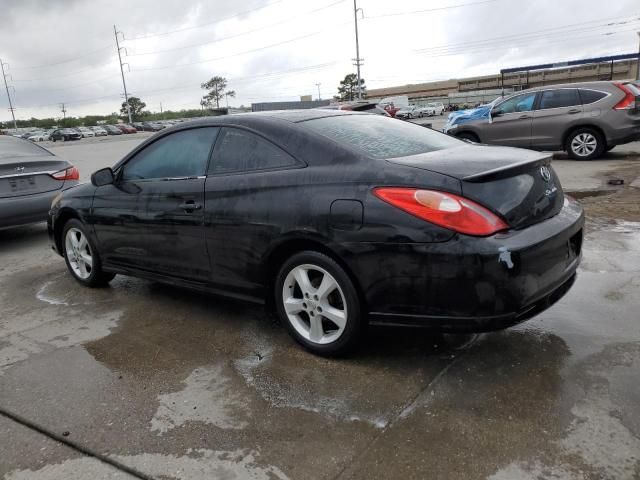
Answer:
[[48, 110, 583, 355]]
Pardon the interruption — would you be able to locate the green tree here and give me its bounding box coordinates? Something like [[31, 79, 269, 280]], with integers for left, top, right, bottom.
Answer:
[[336, 73, 366, 101], [200, 76, 234, 108], [120, 97, 147, 121]]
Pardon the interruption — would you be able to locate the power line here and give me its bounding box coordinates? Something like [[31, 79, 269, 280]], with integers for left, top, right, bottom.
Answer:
[[124, 0, 288, 40], [414, 15, 640, 54], [10, 45, 113, 71], [365, 0, 503, 19], [131, 23, 350, 72], [126, 0, 346, 57]]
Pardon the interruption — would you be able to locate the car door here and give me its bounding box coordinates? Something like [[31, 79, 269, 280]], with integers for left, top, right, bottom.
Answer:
[[481, 91, 537, 147], [530, 88, 582, 149], [204, 127, 302, 298], [91, 127, 219, 281]]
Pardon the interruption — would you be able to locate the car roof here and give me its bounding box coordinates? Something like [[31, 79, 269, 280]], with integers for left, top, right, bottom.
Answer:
[[176, 109, 360, 127], [509, 81, 620, 94]]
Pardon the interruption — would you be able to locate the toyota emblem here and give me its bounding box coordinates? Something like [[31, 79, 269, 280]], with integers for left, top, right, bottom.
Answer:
[[15, 166, 25, 172], [539, 166, 551, 182]]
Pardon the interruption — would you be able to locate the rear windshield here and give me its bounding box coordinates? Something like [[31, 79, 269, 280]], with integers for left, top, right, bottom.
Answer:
[[301, 114, 460, 159], [0, 136, 52, 160]]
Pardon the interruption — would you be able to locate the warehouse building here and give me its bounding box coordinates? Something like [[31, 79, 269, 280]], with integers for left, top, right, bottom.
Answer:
[[367, 53, 639, 107]]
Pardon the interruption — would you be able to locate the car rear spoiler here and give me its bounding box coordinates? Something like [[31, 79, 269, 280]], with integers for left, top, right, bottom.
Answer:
[[463, 154, 552, 183]]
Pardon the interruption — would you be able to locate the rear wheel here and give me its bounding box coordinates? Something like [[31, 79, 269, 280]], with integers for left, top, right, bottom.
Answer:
[[62, 219, 115, 287], [566, 128, 605, 160], [275, 251, 363, 356], [456, 132, 480, 143]]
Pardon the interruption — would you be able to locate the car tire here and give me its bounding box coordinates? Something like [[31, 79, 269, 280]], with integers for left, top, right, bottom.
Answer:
[[456, 132, 480, 143], [62, 219, 115, 288], [275, 251, 363, 356], [566, 128, 605, 160]]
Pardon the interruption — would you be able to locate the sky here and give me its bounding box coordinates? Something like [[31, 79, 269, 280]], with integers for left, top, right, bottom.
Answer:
[[0, 0, 639, 121]]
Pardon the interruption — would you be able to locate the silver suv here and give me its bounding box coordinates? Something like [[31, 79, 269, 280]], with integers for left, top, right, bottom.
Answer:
[[444, 81, 640, 160]]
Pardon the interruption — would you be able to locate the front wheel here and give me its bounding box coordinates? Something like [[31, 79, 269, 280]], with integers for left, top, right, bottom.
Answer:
[[62, 219, 115, 287], [566, 128, 604, 160], [275, 251, 363, 356]]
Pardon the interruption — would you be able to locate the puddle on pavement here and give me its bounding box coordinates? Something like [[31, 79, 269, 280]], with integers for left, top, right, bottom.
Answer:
[[568, 189, 616, 199], [5, 448, 289, 480]]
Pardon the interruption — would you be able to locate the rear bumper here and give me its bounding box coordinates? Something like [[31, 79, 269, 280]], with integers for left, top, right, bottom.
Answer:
[[343, 197, 584, 332], [0, 185, 75, 229]]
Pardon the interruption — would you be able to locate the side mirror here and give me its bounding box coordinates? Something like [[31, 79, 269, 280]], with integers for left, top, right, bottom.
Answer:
[[91, 167, 114, 187], [491, 107, 503, 117]]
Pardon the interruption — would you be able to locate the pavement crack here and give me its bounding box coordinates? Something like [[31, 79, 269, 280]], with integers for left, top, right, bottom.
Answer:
[[0, 407, 155, 480], [330, 333, 480, 480]]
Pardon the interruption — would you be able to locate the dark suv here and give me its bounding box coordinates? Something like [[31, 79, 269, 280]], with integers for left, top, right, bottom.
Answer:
[[50, 128, 82, 142], [444, 81, 640, 159]]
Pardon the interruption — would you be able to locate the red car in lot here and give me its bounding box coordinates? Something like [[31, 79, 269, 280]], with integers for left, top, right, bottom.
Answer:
[[116, 124, 137, 134]]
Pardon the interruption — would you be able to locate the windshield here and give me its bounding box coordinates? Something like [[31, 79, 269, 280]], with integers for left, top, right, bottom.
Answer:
[[301, 114, 461, 159]]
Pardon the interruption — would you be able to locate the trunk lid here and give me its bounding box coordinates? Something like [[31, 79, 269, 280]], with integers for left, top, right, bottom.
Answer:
[[388, 145, 564, 230], [0, 156, 69, 199]]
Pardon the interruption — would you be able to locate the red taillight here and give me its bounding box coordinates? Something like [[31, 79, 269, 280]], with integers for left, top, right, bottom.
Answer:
[[51, 166, 79, 181], [373, 187, 509, 236], [613, 83, 637, 110]]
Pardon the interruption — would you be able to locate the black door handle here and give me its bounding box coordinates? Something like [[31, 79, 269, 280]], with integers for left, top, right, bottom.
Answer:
[[518, 114, 530, 119], [567, 109, 581, 114], [179, 201, 202, 211]]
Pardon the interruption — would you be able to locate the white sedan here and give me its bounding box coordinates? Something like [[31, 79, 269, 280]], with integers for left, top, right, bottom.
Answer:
[[27, 132, 50, 142], [90, 126, 108, 137], [77, 127, 95, 138]]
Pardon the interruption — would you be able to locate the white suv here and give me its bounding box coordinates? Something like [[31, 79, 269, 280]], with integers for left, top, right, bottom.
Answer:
[[423, 102, 445, 116]]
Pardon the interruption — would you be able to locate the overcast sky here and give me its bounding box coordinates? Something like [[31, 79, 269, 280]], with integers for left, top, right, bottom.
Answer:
[[1, 0, 638, 121]]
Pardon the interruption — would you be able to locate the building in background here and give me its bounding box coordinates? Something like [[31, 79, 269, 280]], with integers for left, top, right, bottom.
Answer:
[[368, 54, 639, 107], [251, 100, 330, 112]]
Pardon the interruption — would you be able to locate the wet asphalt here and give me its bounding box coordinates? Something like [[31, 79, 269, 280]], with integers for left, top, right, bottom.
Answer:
[[0, 135, 639, 479]]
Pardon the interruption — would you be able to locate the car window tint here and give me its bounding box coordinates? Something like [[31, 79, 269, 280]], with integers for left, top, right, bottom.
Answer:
[[538, 89, 580, 109], [579, 89, 607, 104], [497, 93, 536, 114], [209, 128, 297, 174], [122, 127, 218, 180], [302, 114, 460, 159]]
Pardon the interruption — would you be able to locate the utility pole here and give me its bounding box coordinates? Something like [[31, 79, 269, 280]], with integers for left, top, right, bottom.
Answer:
[[636, 31, 640, 80], [160, 102, 163, 119], [352, 0, 364, 100], [315, 83, 322, 101], [59, 103, 67, 124], [114, 25, 132, 124], [0, 59, 17, 130]]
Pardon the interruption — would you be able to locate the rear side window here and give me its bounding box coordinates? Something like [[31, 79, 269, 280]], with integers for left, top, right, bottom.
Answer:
[[301, 114, 460, 159], [538, 89, 580, 109], [579, 89, 607, 105], [209, 128, 298, 174], [122, 127, 218, 180], [497, 92, 536, 114]]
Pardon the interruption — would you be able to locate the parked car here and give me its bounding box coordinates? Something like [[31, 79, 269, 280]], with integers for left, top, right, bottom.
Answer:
[[49, 111, 583, 355], [27, 132, 50, 142], [75, 127, 95, 138], [141, 122, 164, 132], [90, 126, 108, 137], [444, 81, 640, 160], [1, 135, 79, 229], [50, 128, 82, 142], [132, 122, 145, 131], [116, 124, 137, 134], [422, 102, 445, 116], [395, 105, 423, 119], [103, 125, 123, 135], [318, 102, 390, 116]]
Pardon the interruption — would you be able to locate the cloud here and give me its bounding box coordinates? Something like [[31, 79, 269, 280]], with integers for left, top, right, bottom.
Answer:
[[1, 0, 638, 120]]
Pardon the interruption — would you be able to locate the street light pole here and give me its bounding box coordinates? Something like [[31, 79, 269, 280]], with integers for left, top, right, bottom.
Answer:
[[353, 0, 363, 100]]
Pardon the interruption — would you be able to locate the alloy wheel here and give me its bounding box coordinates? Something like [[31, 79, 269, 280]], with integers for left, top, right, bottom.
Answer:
[[65, 228, 93, 280], [282, 264, 348, 345], [571, 133, 597, 157]]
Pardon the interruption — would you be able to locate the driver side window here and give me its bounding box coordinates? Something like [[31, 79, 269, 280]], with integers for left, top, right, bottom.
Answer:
[[122, 127, 219, 181], [497, 93, 536, 114]]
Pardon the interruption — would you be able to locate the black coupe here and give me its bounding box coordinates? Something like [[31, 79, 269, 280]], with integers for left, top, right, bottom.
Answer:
[[48, 110, 583, 355]]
